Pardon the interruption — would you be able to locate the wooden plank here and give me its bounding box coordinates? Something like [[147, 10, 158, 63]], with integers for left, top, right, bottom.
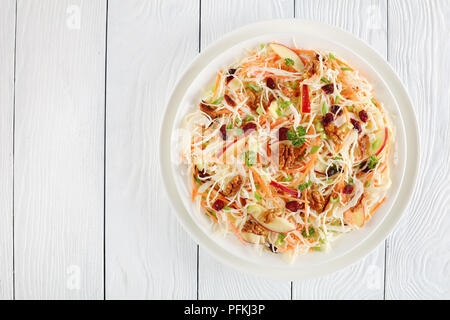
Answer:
[[293, 0, 387, 299], [0, 0, 15, 300], [386, 0, 450, 299], [105, 0, 198, 299], [14, 0, 106, 299], [198, 0, 294, 300]]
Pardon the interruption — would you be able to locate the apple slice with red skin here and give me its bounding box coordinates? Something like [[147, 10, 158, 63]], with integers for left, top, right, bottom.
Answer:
[[269, 43, 305, 73], [227, 77, 242, 91], [248, 204, 296, 233], [240, 232, 265, 245], [269, 181, 299, 197], [372, 127, 388, 156], [344, 206, 365, 227]]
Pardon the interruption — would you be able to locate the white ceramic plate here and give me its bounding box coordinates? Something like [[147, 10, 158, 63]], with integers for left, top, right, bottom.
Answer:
[[159, 20, 419, 279]]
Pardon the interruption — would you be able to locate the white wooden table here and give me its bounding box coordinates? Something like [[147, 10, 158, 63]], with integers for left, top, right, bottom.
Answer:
[[0, 0, 448, 300]]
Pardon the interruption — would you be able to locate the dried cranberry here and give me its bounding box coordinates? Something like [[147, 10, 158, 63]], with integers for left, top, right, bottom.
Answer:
[[219, 124, 227, 140], [330, 104, 343, 116], [350, 118, 362, 133], [198, 168, 209, 178], [286, 201, 301, 212], [327, 165, 339, 177], [268, 243, 278, 253], [359, 110, 368, 123], [240, 198, 247, 207], [321, 112, 334, 127], [226, 69, 237, 84], [343, 184, 354, 194], [224, 94, 236, 107], [278, 127, 289, 141], [321, 83, 334, 94], [266, 77, 276, 89], [359, 161, 370, 173], [212, 199, 225, 211], [243, 122, 257, 135]]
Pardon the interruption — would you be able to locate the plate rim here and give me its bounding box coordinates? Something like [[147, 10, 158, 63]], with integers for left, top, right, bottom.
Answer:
[[159, 19, 420, 280]]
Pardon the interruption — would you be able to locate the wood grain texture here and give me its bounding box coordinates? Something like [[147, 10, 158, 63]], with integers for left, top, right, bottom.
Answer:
[[0, 0, 15, 300], [386, 0, 450, 299], [105, 0, 198, 299], [293, 0, 387, 299], [14, 0, 105, 299], [198, 0, 294, 300]]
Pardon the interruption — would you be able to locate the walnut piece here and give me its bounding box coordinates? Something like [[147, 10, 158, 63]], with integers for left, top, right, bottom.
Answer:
[[324, 123, 346, 146], [223, 175, 243, 197], [308, 190, 327, 213], [279, 144, 296, 169], [200, 101, 218, 119], [242, 220, 267, 236]]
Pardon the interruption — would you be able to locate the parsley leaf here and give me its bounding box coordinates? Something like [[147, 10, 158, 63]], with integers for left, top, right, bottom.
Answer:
[[287, 126, 307, 147]]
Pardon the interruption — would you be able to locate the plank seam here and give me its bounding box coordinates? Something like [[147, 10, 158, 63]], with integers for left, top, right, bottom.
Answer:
[[103, 0, 109, 301], [197, 0, 201, 301], [12, 0, 18, 301], [383, 0, 390, 301]]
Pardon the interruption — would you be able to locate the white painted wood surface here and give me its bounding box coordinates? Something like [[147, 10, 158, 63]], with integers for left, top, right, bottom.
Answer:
[[13, 0, 105, 299], [0, 0, 15, 300], [385, 0, 450, 299], [0, 0, 447, 299], [105, 0, 198, 299]]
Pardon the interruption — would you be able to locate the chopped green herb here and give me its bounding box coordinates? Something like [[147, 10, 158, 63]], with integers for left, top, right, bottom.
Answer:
[[320, 133, 327, 139], [371, 98, 379, 108], [282, 174, 293, 182], [315, 121, 324, 132], [226, 123, 233, 129], [341, 67, 351, 71], [207, 209, 217, 218], [223, 206, 231, 211], [298, 180, 312, 191], [330, 195, 340, 204], [287, 126, 307, 147], [275, 233, 287, 246], [235, 127, 244, 137], [277, 98, 292, 110], [193, 174, 202, 185], [334, 96, 341, 103], [241, 150, 257, 167], [256, 105, 265, 115], [246, 83, 261, 92], [367, 155, 379, 169], [310, 145, 320, 154], [286, 81, 298, 89], [365, 181, 371, 188], [211, 96, 224, 105], [245, 116, 254, 122], [285, 58, 295, 67], [302, 227, 315, 238], [329, 52, 336, 60], [322, 102, 327, 115], [320, 77, 330, 84], [372, 139, 380, 151], [254, 191, 262, 202], [260, 43, 266, 49], [313, 247, 322, 251]]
